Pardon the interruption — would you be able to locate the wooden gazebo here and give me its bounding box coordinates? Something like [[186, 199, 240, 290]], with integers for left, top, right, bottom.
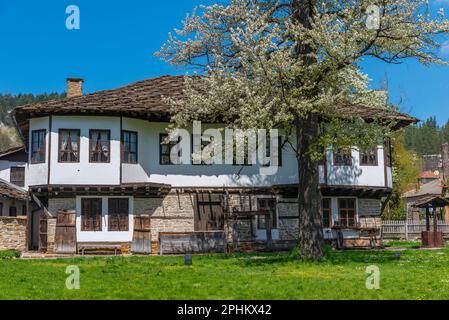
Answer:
[[412, 196, 449, 248]]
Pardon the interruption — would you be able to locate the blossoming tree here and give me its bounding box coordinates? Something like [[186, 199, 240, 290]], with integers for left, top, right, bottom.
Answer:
[[157, 0, 449, 259]]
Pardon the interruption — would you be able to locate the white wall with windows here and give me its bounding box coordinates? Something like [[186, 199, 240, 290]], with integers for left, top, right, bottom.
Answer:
[[26, 115, 392, 189], [75, 196, 134, 242]]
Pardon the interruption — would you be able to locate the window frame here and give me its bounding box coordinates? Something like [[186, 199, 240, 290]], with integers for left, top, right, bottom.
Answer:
[[81, 198, 103, 232], [337, 198, 357, 228], [322, 198, 332, 228], [160, 133, 182, 165], [359, 146, 378, 166], [384, 139, 392, 167], [333, 148, 353, 166], [121, 130, 138, 164], [58, 129, 81, 163], [10, 166, 25, 187], [89, 129, 111, 163], [262, 136, 283, 168], [31, 129, 46, 164], [9, 206, 17, 217], [108, 198, 130, 232], [257, 198, 277, 230]]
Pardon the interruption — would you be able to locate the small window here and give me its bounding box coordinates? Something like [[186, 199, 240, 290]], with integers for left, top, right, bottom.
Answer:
[[0, 203, 3, 216], [108, 198, 129, 232], [9, 206, 17, 217], [31, 130, 46, 164], [122, 131, 138, 164], [22, 205, 27, 216], [338, 198, 356, 227], [322, 198, 332, 228], [90, 130, 110, 163], [10, 167, 25, 187], [58, 129, 80, 163], [81, 198, 102, 231], [263, 136, 283, 167], [360, 146, 378, 166], [333, 148, 352, 166], [192, 134, 213, 166], [384, 139, 392, 167], [257, 198, 277, 229], [160, 133, 181, 165]]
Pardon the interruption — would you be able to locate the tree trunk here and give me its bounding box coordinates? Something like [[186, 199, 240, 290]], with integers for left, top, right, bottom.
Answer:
[[292, 0, 323, 259], [296, 114, 324, 259]]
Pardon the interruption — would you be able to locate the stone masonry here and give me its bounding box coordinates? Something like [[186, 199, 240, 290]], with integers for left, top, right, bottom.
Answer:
[[135, 192, 195, 242], [0, 217, 27, 251]]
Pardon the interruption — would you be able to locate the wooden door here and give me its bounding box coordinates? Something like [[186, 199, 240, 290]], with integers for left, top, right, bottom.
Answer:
[[54, 210, 77, 254], [39, 214, 48, 252], [131, 215, 151, 254], [195, 193, 225, 231]]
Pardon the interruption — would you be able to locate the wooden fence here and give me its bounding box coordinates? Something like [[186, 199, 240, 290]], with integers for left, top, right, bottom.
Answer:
[[159, 231, 227, 255], [382, 220, 449, 240]]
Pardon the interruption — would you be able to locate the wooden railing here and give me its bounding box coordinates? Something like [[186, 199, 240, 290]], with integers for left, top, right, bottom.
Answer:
[[382, 220, 449, 240]]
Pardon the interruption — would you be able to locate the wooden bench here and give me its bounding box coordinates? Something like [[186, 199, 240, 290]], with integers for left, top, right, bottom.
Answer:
[[78, 244, 122, 256]]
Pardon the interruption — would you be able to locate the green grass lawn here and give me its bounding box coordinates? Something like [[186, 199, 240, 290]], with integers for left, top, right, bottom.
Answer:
[[1, 246, 449, 300]]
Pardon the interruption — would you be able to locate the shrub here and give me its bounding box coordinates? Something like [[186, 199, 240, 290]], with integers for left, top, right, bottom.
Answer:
[[0, 250, 21, 259]]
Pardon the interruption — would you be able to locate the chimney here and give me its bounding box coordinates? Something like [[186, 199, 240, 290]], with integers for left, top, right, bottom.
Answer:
[[66, 78, 84, 98], [442, 142, 449, 182]]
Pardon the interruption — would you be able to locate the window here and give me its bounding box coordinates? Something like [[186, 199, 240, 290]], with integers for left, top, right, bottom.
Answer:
[[10, 167, 25, 187], [333, 148, 352, 166], [89, 130, 110, 163], [81, 198, 102, 231], [360, 146, 378, 166], [58, 129, 80, 163], [160, 133, 181, 165], [0, 203, 3, 216], [22, 205, 27, 216], [191, 134, 213, 166], [263, 136, 283, 167], [9, 207, 17, 217], [108, 198, 129, 231], [338, 198, 356, 227], [322, 198, 332, 228], [122, 131, 138, 164], [195, 193, 225, 231], [257, 198, 277, 229], [384, 139, 392, 167], [31, 130, 46, 164]]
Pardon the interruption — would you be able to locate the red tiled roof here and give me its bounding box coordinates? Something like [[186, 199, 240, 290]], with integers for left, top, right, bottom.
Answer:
[[419, 171, 440, 179]]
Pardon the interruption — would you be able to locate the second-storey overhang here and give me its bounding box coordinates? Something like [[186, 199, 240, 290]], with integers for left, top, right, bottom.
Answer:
[[29, 183, 172, 198], [273, 184, 392, 199]]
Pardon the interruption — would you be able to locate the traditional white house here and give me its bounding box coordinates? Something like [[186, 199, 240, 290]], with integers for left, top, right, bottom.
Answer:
[[5, 76, 416, 253]]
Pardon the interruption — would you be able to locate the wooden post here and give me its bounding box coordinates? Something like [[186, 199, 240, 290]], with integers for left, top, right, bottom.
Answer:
[[426, 207, 430, 231], [26, 199, 31, 251], [266, 212, 273, 251], [405, 218, 409, 241], [433, 206, 438, 245]]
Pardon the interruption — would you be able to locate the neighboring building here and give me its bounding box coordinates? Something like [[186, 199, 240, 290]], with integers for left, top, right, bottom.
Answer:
[[4, 76, 416, 253], [418, 171, 440, 185], [422, 154, 442, 172], [404, 143, 449, 221], [0, 146, 27, 188]]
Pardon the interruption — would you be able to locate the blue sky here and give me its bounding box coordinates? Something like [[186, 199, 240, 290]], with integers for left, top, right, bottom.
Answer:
[[0, 0, 448, 125]]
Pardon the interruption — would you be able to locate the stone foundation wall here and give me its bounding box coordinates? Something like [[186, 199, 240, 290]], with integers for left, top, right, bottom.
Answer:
[[358, 199, 382, 216], [135, 192, 195, 242], [278, 200, 299, 241], [0, 217, 27, 251]]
